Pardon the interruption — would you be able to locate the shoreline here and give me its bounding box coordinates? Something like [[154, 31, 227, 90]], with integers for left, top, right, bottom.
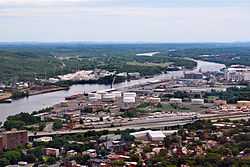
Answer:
[[0, 93, 12, 102], [28, 87, 70, 96], [0, 59, 226, 122]]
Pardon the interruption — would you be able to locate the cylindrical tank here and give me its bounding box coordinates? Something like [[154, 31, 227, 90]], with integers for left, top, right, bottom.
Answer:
[[123, 96, 136, 103], [123, 92, 137, 98]]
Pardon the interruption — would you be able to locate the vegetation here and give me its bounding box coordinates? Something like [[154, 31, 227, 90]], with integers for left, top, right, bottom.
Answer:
[[123, 102, 190, 118], [1, 119, 250, 166], [1, 43, 250, 84], [31, 107, 53, 115], [52, 120, 63, 130], [0, 43, 198, 84], [11, 90, 29, 99], [4, 112, 41, 130], [2, 150, 22, 165], [170, 46, 250, 67], [205, 86, 250, 104], [145, 120, 250, 167]]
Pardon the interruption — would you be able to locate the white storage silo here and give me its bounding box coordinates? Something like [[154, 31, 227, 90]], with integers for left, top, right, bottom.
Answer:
[[123, 92, 136, 98], [169, 98, 182, 104], [112, 91, 122, 98], [123, 96, 136, 103], [102, 93, 116, 102], [191, 99, 204, 105]]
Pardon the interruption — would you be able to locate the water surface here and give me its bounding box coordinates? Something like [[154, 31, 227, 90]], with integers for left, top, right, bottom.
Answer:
[[0, 60, 225, 122]]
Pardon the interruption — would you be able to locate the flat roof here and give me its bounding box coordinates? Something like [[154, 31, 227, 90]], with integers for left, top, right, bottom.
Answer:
[[148, 131, 166, 138]]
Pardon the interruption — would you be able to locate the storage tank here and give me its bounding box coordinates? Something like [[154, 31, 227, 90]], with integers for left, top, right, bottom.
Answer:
[[102, 93, 115, 102], [88, 93, 96, 97], [169, 98, 182, 104], [123, 92, 137, 98], [123, 96, 136, 103], [89, 96, 97, 102], [149, 97, 161, 103], [95, 93, 102, 100], [88, 93, 102, 100], [96, 90, 106, 98], [112, 91, 122, 98], [191, 99, 205, 105]]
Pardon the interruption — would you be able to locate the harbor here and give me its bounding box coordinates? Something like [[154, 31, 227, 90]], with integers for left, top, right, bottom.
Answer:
[[0, 60, 225, 122]]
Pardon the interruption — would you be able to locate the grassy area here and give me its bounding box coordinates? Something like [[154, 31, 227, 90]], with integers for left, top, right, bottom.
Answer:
[[154, 103, 191, 112], [123, 102, 193, 118]]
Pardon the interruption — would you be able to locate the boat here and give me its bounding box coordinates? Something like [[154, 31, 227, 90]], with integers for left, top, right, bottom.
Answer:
[[0, 99, 12, 103]]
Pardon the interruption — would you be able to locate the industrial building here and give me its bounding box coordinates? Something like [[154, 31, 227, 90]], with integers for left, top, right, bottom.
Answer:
[[184, 72, 203, 80], [224, 65, 250, 82], [191, 99, 205, 105], [169, 98, 183, 104]]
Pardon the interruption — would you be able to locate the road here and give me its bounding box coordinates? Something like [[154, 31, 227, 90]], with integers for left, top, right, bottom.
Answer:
[[29, 112, 250, 138], [29, 119, 193, 137]]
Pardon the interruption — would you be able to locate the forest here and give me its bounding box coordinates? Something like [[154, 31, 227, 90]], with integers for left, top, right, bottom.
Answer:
[[0, 43, 198, 84], [0, 42, 249, 84]]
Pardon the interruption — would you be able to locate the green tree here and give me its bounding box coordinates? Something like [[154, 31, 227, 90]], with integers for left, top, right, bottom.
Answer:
[[3, 120, 25, 130], [24, 154, 36, 163], [3, 150, 22, 164], [28, 146, 44, 160], [53, 120, 63, 130], [0, 158, 10, 167], [46, 157, 57, 165], [38, 122, 46, 131]]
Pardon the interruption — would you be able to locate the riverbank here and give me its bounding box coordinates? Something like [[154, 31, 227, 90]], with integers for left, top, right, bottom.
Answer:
[[28, 87, 69, 96], [0, 92, 12, 102], [0, 59, 226, 122]]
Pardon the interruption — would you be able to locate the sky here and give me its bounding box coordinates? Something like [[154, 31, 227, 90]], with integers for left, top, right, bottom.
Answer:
[[0, 0, 250, 42]]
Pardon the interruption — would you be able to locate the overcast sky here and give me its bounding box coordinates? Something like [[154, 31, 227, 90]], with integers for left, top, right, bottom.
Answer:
[[0, 0, 250, 42]]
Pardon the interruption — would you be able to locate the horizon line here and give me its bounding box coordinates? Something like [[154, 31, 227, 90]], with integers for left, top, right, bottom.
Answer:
[[0, 40, 250, 44]]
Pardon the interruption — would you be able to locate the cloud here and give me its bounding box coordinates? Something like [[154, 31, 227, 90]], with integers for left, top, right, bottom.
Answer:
[[0, 0, 249, 42]]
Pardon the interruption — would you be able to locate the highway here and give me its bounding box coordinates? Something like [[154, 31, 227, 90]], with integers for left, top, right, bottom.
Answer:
[[29, 112, 250, 138], [29, 119, 193, 137]]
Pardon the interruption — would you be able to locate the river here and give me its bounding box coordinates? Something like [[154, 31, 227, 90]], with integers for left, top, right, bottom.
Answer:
[[0, 60, 225, 122]]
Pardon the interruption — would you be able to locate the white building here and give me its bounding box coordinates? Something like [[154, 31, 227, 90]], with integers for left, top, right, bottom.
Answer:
[[123, 92, 137, 98], [123, 92, 137, 103], [88, 93, 102, 100], [169, 98, 182, 104], [102, 93, 116, 102], [111, 91, 122, 98], [225, 65, 250, 82], [34, 137, 53, 142], [148, 97, 161, 104], [191, 99, 205, 105], [148, 131, 166, 141], [123, 97, 136, 103], [130, 130, 168, 142]]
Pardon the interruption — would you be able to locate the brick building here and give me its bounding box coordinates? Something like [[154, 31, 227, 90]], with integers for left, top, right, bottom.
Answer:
[[44, 148, 60, 157], [0, 136, 3, 153], [0, 130, 28, 150]]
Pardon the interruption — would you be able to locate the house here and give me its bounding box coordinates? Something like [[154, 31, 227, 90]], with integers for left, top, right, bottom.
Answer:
[[44, 148, 60, 157], [67, 150, 78, 157], [86, 149, 97, 158], [34, 136, 53, 143], [88, 159, 111, 167]]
